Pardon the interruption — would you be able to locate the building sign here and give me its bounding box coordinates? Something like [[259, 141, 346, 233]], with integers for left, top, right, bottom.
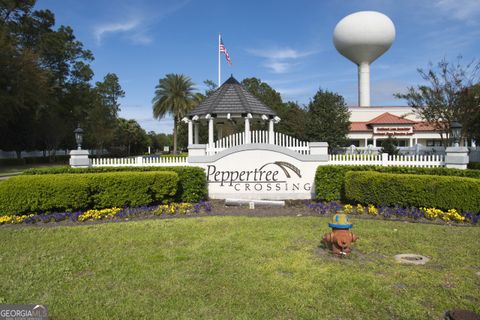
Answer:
[[373, 126, 413, 135], [194, 148, 323, 200], [206, 161, 311, 192]]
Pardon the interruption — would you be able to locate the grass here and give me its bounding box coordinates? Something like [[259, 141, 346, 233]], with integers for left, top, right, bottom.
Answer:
[[0, 216, 479, 319]]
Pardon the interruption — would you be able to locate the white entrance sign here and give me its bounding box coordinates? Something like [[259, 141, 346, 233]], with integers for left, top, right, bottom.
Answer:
[[189, 144, 328, 200]]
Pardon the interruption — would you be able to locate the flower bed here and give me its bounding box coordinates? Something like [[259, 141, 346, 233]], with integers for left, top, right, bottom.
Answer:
[[306, 202, 479, 224], [0, 201, 212, 225]]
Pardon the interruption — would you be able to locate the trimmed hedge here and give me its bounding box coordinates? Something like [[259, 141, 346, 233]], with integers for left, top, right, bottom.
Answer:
[[23, 166, 207, 202], [315, 165, 480, 201], [468, 162, 480, 170], [0, 172, 178, 215], [345, 171, 480, 212]]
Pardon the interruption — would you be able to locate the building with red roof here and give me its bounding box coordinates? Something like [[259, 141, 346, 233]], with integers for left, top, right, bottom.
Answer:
[[347, 107, 442, 147]]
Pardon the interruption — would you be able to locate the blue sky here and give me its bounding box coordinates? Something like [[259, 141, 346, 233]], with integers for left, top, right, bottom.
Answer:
[[35, 0, 480, 134]]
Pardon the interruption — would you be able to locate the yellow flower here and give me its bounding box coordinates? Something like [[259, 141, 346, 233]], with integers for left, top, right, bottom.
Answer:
[[368, 205, 378, 216], [343, 204, 353, 214], [356, 204, 365, 215]]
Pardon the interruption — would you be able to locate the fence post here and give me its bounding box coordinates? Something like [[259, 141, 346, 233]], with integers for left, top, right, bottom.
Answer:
[[136, 156, 143, 166], [381, 153, 388, 166]]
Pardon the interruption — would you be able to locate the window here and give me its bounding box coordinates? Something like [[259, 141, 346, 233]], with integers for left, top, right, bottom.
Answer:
[[347, 140, 360, 147], [397, 140, 407, 147], [426, 140, 442, 147]]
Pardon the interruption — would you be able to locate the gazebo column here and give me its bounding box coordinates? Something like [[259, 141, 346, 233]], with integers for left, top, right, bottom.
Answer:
[[187, 120, 193, 146], [182, 117, 194, 146], [244, 114, 252, 144], [268, 119, 274, 144], [208, 115, 214, 147], [194, 122, 199, 144]]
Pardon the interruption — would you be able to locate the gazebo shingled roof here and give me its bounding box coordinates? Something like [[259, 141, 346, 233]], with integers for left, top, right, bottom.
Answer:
[[187, 76, 276, 118]]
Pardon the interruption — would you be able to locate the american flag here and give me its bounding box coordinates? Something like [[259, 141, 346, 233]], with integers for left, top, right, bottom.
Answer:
[[219, 37, 232, 65]]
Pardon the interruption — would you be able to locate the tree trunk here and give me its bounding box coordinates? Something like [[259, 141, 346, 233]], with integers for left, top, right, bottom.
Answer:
[[173, 117, 178, 154]]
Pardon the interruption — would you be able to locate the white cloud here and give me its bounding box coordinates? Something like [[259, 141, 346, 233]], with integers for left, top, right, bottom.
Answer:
[[247, 47, 318, 74], [92, 0, 191, 46], [434, 0, 480, 21], [94, 20, 140, 44], [265, 61, 295, 74], [248, 48, 315, 60]]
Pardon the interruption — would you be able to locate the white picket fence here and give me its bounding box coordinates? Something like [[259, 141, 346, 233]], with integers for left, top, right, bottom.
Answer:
[[209, 130, 310, 155], [91, 156, 188, 167], [329, 153, 445, 167]]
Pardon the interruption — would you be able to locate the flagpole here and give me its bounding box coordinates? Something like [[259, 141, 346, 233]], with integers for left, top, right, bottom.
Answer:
[[218, 34, 221, 88]]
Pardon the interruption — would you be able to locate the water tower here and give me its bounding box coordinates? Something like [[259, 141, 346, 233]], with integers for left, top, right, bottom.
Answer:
[[333, 11, 395, 107]]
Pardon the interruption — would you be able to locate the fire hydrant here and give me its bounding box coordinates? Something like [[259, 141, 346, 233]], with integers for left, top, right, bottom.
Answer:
[[323, 212, 358, 257]]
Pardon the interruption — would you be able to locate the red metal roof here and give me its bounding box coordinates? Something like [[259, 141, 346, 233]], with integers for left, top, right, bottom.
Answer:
[[367, 112, 416, 125], [350, 122, 370, 132], [413, 122, 436, 131]]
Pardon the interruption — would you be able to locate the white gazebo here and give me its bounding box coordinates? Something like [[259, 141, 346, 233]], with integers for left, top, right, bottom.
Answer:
[[184, 76, 280, 150]]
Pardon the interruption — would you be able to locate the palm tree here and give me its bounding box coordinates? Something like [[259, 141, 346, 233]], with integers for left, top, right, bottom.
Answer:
[[152, 74, 200, 154]]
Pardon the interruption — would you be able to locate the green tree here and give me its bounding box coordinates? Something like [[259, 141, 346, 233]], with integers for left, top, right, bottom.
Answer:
[[152, 74, 200, 154], [305, 89, 351, 150], [241, 77, 307, 139], [0, 0, 95, 157], [113, 118, 148, 156], [86, 73, 125, 155], [203, 79, 217, 97], [395, 57, 480, 146], [380, 136, 399, 156]]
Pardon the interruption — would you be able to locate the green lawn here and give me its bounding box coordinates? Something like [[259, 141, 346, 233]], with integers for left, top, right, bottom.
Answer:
[[1, 216, 479, 319]]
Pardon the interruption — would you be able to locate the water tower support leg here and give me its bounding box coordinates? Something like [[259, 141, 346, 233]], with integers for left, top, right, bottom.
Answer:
[[358, 62, 370, 107]]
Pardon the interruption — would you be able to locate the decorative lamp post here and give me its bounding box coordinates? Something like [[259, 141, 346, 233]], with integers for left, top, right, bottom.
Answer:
[[74, 126, 84, 150], [69, 125, 90, 168], [450, 121, 462, 147]]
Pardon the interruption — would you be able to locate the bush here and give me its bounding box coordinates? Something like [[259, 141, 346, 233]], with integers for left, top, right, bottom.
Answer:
[[344, 171, 480, 212], [0, 172, 178, 215], [315, 165, 480, 201], [468, 162, 480, 170], [0, 174, 91, 214], [23, 166, 207, 202]]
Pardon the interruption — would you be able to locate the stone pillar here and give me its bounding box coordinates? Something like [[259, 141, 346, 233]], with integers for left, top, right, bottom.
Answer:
[[310, 142, 328, 155], [194, 122, 199, 144], [69, 149, 91, 168], [208, 117, 214, 147], [268, 119, 274, 144], [445, 146, 469, 169], [188, 144, 207, 157], [244, 116, 251, 144], [187, 120, 193, 146]]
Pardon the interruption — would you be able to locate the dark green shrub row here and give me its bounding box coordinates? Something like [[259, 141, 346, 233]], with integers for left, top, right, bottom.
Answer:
[[23, 166, 207, 202], [315, 165, 480, 201], [0, 155, 69, 166], [0, 172, 178, 215], [345, 171, 480, 212], [468, 162, 480, 170]]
